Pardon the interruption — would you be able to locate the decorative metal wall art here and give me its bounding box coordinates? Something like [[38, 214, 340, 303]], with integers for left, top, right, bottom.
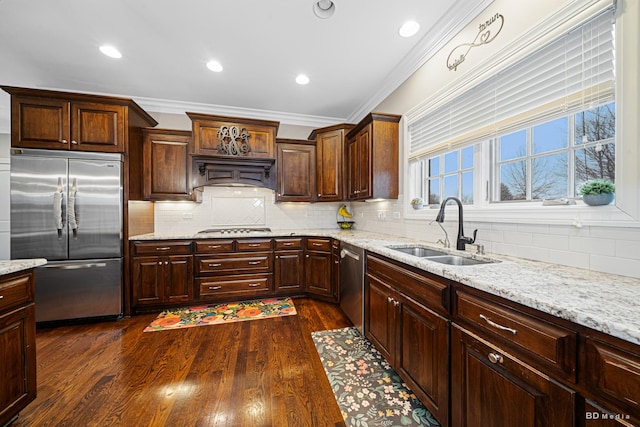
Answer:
[[217, 125, 251, 156], [447, 12, 504, 72]]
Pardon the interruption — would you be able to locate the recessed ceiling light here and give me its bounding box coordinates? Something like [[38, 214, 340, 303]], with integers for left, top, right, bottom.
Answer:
[[99, 45, 122, 59], [206, 60, 223, 72], [399, 20, 420, 38], [312, 0, 335, 19], [296, 74, 310, 85]]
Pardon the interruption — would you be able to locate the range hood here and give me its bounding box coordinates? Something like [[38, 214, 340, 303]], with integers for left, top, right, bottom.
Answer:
[[192, 155, 276, 189]]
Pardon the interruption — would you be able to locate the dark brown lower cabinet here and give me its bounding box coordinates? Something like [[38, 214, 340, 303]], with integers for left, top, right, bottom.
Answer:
[[131, 255, 193, 306], [365, 271, 449, 426], [450, 324, 576, 427], [274, 250, 304, 294], [0, 271, 36, 426]]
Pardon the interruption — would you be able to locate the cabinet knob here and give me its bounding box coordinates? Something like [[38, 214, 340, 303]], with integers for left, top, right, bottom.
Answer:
[[305, 254, 309, 258], [0, 295, 4, 300], [387, 296, 394, 303], [165, 261, 169, 265], [71, 140, 78, 145], [61, 140, 68, 144], [488, 352, 504, 364]]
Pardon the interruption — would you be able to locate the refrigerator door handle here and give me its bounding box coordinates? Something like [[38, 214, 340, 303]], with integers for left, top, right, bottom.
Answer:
[[53, 177, 64, 238], [42, 262, 108, 270], [69, 177, 78, 237]]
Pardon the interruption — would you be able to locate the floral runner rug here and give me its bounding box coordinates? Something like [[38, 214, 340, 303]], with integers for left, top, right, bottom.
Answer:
[[311, 327, 440, 426], [143, 297, 296, 332]]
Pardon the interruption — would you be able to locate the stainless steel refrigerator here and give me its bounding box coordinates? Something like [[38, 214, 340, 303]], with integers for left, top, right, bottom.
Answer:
[[10, 148, 123, 322]]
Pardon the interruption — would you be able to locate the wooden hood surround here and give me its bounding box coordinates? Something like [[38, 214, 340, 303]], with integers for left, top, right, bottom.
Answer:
[[187, 112, 280, 189]]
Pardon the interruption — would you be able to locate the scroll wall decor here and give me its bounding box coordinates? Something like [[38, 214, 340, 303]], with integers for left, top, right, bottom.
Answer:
[[447, 12, 504, 72], [217, 125, 251, 156]]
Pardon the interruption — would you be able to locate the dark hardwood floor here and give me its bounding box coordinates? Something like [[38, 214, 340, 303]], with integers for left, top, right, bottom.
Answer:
[[13, 298, 351, 427]]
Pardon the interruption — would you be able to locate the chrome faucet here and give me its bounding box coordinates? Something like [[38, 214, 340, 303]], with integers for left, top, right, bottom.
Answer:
[[435, 196, 477, 250]]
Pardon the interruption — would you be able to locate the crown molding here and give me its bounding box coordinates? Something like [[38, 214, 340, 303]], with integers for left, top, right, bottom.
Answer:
[[346, 0, 494, 124], [134, 96, 345, 128]]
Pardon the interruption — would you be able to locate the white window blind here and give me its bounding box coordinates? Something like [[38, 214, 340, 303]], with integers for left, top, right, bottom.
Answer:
[[409, 8, 615, 159]]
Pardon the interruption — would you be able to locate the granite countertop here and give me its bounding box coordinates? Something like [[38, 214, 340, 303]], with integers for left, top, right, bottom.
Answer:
[[0, 258, 48, 276], [131, 229, 640, 345]]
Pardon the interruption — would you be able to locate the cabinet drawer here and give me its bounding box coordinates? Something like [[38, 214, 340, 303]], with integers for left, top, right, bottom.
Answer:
[[133, 241, 192, 256], [454, 289, 577, 382], [306, 238, 331, 252], [197, 274, 272, 298], [584, 337, 640, 421], [196, 252, 272, 275], [194, 240, 234, 253], [0, 272, 34, 313], [236, 239, 273, 251], [367, 254, 449, 315], [274, 238, 303, 250]]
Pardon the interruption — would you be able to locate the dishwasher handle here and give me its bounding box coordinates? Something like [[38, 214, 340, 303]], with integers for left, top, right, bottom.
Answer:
[[340, 248, 361, 261]]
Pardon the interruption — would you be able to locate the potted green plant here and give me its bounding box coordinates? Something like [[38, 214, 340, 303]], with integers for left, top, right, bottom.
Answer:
[[579, 179, 615, 206], [410, 197, 424, 209]]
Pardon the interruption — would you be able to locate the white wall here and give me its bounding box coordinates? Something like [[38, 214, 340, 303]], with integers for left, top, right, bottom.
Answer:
[[0, 133, 10, 259]]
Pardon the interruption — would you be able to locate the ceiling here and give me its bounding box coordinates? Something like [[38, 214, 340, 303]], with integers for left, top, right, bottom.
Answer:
[[0, 0, 490, 132]]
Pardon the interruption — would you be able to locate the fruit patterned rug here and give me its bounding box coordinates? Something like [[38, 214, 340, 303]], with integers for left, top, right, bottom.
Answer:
[[143, 297, 296, 332], [312, 327, 440, 426]]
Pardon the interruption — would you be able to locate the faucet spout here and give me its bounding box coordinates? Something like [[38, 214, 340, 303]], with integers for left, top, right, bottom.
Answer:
[[435, 196, 477, 250]]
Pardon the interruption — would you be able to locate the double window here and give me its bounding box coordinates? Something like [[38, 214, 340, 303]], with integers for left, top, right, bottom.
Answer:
[[408, 8, 616, 208]]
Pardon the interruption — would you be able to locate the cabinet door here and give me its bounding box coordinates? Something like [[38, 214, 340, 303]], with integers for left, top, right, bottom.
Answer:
[[347, 125, 371, 200], [0, 304, 36, 427], [165, 255, 194, 303], [131, 256, 164, 306], [143, 130, 193, 200], [276, 143, 316, 202], [397, 296, 449, 427], [346, 136, 360, 199], [316, 129, 344, 201], [274, 250, 304, 293], [355, 124, 371, 198], [451, 325, 575, 427], [71, 102, 125, 152], [304, 251, 333, 298], [364, 275, 395, 364], [10, 95, 70, 149]]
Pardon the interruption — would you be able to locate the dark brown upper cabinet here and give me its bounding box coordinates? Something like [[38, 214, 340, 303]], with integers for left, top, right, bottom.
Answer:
[[1, 86, 156, 153], [308, 123, 354, 202], [346, 113, 401, 201], [142, 128, 196, 201], [275, 139, 316, 202]]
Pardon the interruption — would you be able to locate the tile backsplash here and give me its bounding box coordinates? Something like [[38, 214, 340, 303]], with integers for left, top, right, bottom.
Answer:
[[153, 186, 344, 234], [154, 188, 640, 279]]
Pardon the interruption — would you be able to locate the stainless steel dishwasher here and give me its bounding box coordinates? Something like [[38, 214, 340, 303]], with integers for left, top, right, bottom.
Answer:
[[339, 242, 365, 332]]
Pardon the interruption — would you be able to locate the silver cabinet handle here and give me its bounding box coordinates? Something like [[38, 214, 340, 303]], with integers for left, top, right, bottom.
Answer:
[[488, 352, 504, 364], [312, 243, 323, 247], [340, 249, 360, 261], [0, 295, 4, 300], [248, 283, 261, 287], [208, 245, 221, 249], [283, 242, 293, 246], [480, 314, 517, 335], [43, 262, 107, 270], [208, 286, 222, 290], [248, 261, 261, 265], [156, 247, 171, 251], [248, 243, 261, 247], [208, 263, 222, 267]]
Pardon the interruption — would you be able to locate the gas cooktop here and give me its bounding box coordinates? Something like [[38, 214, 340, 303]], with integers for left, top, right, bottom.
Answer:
[[196, 227, 272, 235]]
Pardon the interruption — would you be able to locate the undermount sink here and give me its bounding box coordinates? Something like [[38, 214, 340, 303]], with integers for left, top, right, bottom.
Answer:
[[424, 255, 495, 266], [389, 246, 448, 257], [386, 245, 498, 266]]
